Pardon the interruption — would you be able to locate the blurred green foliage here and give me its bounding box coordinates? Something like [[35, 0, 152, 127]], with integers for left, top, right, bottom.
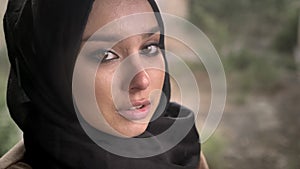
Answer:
[[190, 0, 299, 97], [190, 0, 300, 169], [202, 134, 226, 169], [224, 50, 282, 93], [273, 9, 299, 54]]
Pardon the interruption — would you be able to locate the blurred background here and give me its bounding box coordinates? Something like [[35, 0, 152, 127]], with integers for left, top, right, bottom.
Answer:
[[1, 0, 300, 168]]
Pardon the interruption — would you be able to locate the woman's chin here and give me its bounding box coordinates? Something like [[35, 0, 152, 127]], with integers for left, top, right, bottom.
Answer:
[[113, 122, 149, 138]]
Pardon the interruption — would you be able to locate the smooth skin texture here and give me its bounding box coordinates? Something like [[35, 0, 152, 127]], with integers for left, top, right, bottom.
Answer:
[[81, 0, 165, 137]]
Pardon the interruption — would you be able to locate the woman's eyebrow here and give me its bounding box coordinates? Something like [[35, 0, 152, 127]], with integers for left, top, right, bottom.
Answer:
[[143, 26, 160, 36], [82, 33, 121, 42], [142, 27, 160, 39], [82, 26, 161, 42]]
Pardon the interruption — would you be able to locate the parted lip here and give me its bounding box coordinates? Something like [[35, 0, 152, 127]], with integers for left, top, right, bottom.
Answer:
[[118, 99, 151, 111], [130, 99, 151, 108], [117, 99, 151, 120]]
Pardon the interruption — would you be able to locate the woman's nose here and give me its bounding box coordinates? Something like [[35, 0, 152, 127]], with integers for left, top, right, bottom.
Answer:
[[129, 70, 150, 93]]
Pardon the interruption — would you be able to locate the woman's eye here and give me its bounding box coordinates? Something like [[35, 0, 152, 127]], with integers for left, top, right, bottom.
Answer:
[[88, 49, 119, 63], [140, 44, 160, 57], [101, 50, 119, 63]]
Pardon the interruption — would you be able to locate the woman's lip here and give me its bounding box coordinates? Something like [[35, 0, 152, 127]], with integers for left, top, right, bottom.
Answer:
[[117, 99, 151, 110], [131, 99, 151, 107], [117, 101, 151, 121]]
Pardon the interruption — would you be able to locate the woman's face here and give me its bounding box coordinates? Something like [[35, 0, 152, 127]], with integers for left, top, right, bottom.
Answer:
[[80, 0, 165, 137]]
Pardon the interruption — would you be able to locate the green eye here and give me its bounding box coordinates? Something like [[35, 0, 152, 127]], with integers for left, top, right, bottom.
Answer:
[[140, 44, 160, 57]]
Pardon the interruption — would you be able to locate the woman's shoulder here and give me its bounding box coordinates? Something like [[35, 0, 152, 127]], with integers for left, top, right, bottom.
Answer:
[[0, 140, 31, 169]]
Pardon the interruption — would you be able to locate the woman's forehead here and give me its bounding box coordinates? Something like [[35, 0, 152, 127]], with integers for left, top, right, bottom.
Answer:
[[83, 0, 157, 41]]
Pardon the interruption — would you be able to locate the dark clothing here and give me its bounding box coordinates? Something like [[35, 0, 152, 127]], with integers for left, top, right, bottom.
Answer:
[[0, 141, 209, 169]]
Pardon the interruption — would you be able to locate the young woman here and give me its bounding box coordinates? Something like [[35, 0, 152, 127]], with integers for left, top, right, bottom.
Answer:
[[0, 0, 209, 168]]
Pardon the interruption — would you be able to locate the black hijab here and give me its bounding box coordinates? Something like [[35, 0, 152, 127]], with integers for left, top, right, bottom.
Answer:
[[3, 0, 200, 168]]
